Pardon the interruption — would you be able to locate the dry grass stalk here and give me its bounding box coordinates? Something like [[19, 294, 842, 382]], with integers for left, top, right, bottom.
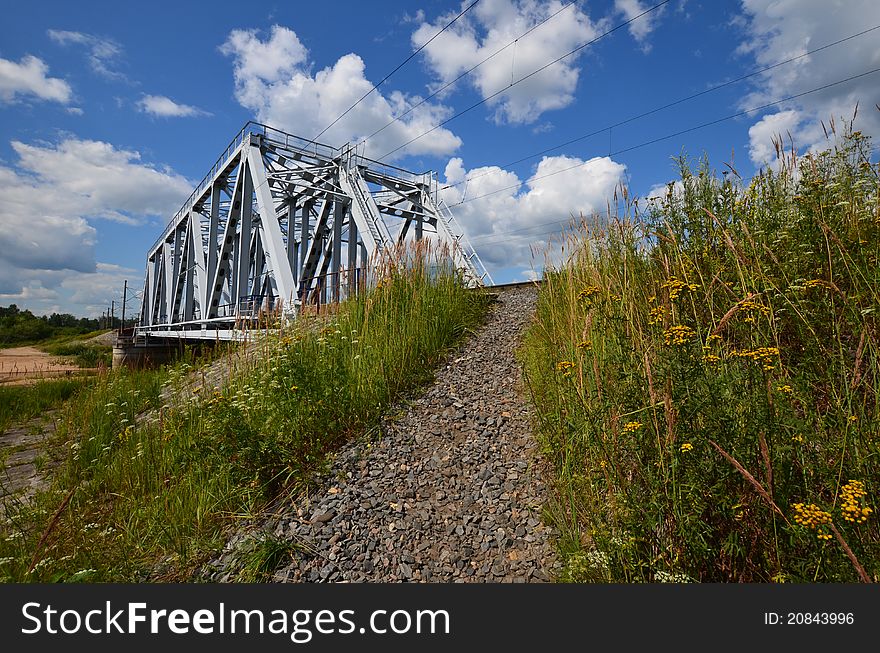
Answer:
[[708, 439, 790, 527], [829, 523, 872, 583], [711, 293, 758, 337]]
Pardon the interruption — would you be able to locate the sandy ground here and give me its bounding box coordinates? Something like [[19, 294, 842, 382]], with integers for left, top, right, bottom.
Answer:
[[0, 346, 85, 385]]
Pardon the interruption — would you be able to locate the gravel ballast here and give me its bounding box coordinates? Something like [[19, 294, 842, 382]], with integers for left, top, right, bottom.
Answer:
[[212, 284, 558, 582]]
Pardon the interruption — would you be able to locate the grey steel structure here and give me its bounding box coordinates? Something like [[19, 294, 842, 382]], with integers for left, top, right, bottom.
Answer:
[[137, 122, 490, 340]]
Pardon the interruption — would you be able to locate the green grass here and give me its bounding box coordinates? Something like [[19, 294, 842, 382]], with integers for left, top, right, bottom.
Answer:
[[522, 125, 880, 583], [0, 378, 91, 433], [0, 247, 487, 582], [40, 333, 113, 368]]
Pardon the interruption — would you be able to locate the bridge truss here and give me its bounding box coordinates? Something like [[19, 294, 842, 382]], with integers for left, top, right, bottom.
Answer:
[[137, 122, 491, 340]]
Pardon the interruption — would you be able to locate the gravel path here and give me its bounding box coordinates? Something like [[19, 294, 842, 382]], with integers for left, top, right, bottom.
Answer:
[[259, 284, 558, 582]]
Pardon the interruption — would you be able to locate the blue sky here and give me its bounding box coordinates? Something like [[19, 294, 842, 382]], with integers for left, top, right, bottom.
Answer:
[[2, 0, 879, 316]]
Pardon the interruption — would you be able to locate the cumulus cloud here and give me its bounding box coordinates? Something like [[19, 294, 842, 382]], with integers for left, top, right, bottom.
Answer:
[[440, 154, 626, 273], [412, 0, 602, 124], [0, 263, 138, 317], [47, 29, 127, 81], [0, 137, 191, 304], [614, 0, 663, 50], [220, 25, 461, 159], [737, 0, 880, 165], [0, 55, 72, 104], [137, 94, 211, 118]]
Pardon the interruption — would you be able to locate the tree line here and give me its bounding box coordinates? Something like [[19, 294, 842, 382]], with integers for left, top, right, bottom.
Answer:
[[0, 304, 106, 345]]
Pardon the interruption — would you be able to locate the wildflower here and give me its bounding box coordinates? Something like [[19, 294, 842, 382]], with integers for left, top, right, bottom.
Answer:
[[731, 347, 779, 371], [290, 385, 299, 391], [739, 299, 771, 324], [701, 352, 722, 367], [680, 442, 693, 452], [663, 325, 695, 347], [792, 502, 833, 541], [578, 285, 601, 307], [660, 277, 698, 301], [791, 434, 804, 443], [576, 340, 592, 351], [840, 480, 872, 524], [599, 460, 607, 470], [555, 361, 576, 377], [804, 279, 826, 290], [777, 384, 793, 394], [648, 305, 668, 326], [654, 570, 693, 583], [705, 334, 722, 345], [848, 415, 858, 424], [622, 421, 643, 434]]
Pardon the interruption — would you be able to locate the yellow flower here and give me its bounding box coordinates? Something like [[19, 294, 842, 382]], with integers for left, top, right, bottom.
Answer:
[[776, 384, 793, 394], [848, 415, 858, 424], [660, 277, 698, 301], [663, 325, 695, 346], [576, 340, 592, 351], [792, 502, 833, 540], [648, 305, 668, 326], [680, 442, 693, 452], [840, 480, 872, 524], [731, 346, 779, 371], [578, 285, 601, 307], [556, 360, 576, 377], [739, 299, 771, 324], [622, 421, 643, 434]]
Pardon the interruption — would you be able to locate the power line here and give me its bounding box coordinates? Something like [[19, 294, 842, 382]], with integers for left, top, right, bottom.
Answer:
[[357, 0, 578, 148], [448, 66, 880, 209], [311, 0, 482, 143], [441, 23, 880, 192], [377, 0, 672, 159]]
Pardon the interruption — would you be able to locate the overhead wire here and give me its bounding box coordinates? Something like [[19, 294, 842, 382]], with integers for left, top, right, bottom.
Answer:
[[448, 66, 880, 211], [376, 0, 672, 159], [439, 23, 880, 192], [311, 0, 483, 142], [454, 65, 880, 251], [356, 0, 578, 148]]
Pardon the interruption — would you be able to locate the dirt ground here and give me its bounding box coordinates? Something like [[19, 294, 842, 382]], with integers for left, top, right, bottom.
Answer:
[[0, 346, 85, 385]]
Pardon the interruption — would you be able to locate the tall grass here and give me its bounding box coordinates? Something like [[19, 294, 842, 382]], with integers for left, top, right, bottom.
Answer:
[[522, 125, 879, 582], [0, 246, 486, 581], [0, 378, 89, 433], [42, 340, 112, 368]]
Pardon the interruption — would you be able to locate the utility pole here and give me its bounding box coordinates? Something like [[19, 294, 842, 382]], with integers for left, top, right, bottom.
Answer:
[[121, 280, 127, 333], [111, 300, 115, 330]]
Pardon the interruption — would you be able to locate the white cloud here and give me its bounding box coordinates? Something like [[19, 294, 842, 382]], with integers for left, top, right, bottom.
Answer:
[[0, 137, 191, 306], [0, 55, 72, 104], [0, 263, 137, 317], [220, 25, 461, 159], [644, 179, 684, 202], [440, 154, 626, 272], [614, 0, 662, 50], [47, 29, 127, 81], [137, 94, 211, 118], [412, 0, 602, 124], [747, 109, 801, 166], [737, 0, 880, 163]]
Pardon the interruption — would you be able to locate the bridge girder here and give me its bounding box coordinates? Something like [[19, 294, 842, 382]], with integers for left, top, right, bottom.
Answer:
[[138, 122, 491, 339]]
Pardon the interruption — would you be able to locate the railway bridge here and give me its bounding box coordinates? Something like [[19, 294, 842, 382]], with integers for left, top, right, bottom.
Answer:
[[135, 122, 490, 343]]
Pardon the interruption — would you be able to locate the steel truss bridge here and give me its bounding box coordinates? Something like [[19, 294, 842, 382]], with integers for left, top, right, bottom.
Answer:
[[137, 122, 491, 341]]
